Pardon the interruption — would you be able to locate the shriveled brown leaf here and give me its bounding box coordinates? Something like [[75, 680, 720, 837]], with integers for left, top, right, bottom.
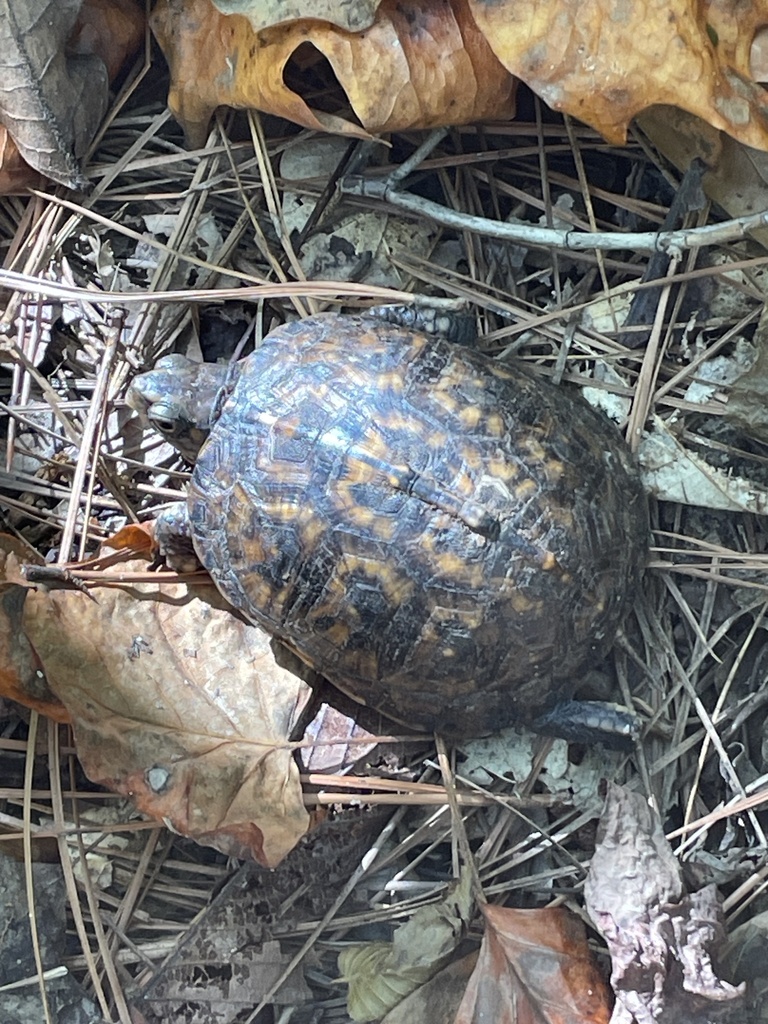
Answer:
[[152, 0, 768, 152], [455, 903, 612, 1024], [584, 784, 744, 1024], [150, 0, 517, 146], [0, 0, 144, 193], [21, 560, 312, 866], [468, 0, 768, 150]]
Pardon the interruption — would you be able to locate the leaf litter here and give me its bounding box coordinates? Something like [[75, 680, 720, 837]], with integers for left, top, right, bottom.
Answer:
[[3, 4, 768, 1022]]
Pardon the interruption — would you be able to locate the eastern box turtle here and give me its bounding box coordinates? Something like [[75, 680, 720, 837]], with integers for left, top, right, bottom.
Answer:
[[128, 313, 648, 740]]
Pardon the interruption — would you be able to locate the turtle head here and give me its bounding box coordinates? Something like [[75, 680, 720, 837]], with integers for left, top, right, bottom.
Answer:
[[127, 354, 232, 461]]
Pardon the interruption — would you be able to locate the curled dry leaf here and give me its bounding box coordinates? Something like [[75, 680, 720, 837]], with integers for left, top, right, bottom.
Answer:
[[153, 0, 768, 152], [0, 0, 145, 194], [21, 560, 312, 867], [584, 784, 744, 1024], [468, 0, 768, 150], [150, 0, 517, 146], [455, 903, 612, 1024]]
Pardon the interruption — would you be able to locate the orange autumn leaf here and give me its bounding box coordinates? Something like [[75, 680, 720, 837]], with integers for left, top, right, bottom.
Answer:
[[468, 0, 768, 149], [100, 521, 156, 555], [149, 0, 517, 146]]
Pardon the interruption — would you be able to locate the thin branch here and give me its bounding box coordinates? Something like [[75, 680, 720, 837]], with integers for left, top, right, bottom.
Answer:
[[342, 175, 768, 254]]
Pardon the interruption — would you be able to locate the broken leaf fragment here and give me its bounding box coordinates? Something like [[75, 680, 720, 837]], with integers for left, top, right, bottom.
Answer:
[[20, 560, 313, 867], [638, 416, 768, 514]]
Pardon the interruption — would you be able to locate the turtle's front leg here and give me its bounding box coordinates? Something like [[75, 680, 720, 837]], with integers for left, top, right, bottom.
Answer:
[[153, 502, 201, 573]]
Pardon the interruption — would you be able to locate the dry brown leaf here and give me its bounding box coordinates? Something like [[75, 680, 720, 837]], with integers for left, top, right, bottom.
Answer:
[[0, 538, 70, 723], [584, 784, 744, 1024], [469, 0, 768, 150], [20, 560, 312, 866], [100, 520, 156, 555], [69, 0, 146, 82], [0, 126, 46, 195], [150, 0, 517, 146], [0, 0, 145, 194], [454, 903, 612, 1024], [152, 0, 768, 152]]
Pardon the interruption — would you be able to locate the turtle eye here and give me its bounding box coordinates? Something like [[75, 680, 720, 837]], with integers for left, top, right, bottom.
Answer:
[[147, 402, 184, 437], [148, 414, 178, 435]]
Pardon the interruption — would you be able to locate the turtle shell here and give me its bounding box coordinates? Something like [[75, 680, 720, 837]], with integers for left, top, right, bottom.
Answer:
[[187, 313, 647, 736]]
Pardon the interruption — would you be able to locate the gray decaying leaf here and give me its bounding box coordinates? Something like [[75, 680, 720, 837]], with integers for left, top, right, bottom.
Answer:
[[0, 0, 108, 188], [209, 0, 382, 31], [134, 810, 386, 1023], [584, 784, 745, 1024]]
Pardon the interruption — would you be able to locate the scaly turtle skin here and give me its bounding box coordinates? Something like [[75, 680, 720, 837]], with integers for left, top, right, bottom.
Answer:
[[128, 313, 648, 739]]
